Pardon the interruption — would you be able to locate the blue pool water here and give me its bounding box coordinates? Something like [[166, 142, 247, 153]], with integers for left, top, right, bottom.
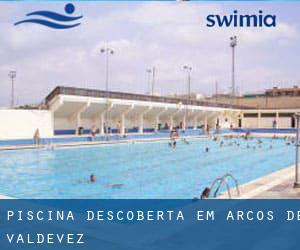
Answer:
[[0, 137, 295, 199]]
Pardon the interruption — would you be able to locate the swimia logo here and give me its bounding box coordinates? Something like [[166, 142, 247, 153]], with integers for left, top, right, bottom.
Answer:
[[206, 10, 276, 28], [14, 3, 83, 29]]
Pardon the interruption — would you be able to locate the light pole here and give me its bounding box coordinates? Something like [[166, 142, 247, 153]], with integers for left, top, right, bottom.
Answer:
[[146, 66, 156, 95], [215, 80, 218, 103], [230, 36, 237, 98], [152, 66, 156, 96], [8, 71, 16, 108], [100, 47, 114, 136], [183, 65, 192, 130], [183, 65, 192, 102], [294, 113, 300, 188], [100, 47, 114, 93], [146, 68, 152, 95]]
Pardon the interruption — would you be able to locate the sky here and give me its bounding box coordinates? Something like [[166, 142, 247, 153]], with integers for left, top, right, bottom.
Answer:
[[1, 1, 300, 107]]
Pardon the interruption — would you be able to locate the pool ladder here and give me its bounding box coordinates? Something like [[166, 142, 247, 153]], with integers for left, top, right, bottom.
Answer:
[[209, 173, 240, 199]]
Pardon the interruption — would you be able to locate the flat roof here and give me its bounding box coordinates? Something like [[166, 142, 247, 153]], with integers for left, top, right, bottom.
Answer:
[[45, 86, 250, 110]]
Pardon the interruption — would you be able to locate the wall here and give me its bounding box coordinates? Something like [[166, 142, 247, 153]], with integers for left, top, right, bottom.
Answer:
[[242, 118, 259, 128], [278, 117, 291, 128], [242, 117, 293, 128], [0, 109, 53, 140], [205, 96, 300, 109]]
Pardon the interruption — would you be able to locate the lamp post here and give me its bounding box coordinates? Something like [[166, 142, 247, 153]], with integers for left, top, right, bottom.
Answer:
[[146, 66, 156, 95], [215, 80, 218, 103], [230, 36, 237, 98], [8, 71, 16, 108], [183, 65, 192, 130], [294, 113, 300, 188], [100, 47, 114, 93], [183, 65, 192, 103], [146, 68, 152, 95], [100, 47, 114, 136]]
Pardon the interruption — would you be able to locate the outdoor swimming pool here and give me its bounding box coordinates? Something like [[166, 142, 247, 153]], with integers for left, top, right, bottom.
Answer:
[[0, 136, 295, 198]]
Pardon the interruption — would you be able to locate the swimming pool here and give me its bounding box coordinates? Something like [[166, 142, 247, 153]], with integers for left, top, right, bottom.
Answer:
[[0, 136, 295, 199]]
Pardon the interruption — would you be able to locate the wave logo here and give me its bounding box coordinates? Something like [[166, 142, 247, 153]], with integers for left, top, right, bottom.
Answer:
[[14, 3, 82, 29]]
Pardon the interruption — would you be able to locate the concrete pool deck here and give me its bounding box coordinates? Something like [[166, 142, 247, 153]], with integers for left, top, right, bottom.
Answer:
[[0, 133, 216, 151], [0, 132, 296, 151], [219, 165, 300, 199]]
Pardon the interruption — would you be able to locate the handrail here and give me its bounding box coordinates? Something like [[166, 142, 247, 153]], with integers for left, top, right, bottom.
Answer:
[[209, 173, 240, 198], [222, 173, 240, 197], [210, 177, 232, 198]]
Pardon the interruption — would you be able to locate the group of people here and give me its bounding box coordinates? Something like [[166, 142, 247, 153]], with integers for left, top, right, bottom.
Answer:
[[168, 128, 191, 148]]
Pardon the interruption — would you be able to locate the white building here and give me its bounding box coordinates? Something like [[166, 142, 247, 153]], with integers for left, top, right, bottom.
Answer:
[[0, 86, 299, 140]]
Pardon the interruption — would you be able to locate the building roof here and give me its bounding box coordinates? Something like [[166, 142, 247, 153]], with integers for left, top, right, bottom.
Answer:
[[45, 86, 251, 110]]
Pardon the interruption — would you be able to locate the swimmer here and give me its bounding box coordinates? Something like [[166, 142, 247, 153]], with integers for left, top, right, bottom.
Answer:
[[200, 187, 211, 199], [269, 145, 273, 149], [205, 147, 209, 153], [78, 174, 96, 184], [246, 144, 250, 149], [90, 174, 96, 183], [182, 138, 190, 145], [173, 141, 177, 149], [105, 184, 124, 189]]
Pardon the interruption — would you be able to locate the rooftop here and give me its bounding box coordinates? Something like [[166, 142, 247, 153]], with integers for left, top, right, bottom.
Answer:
[[45, 86, 251, 109]]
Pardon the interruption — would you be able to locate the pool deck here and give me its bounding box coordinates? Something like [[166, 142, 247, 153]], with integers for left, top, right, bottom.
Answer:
[[219, 165, 300, 199], [0, 131, 296, 151], [0, 134, 212, 151]]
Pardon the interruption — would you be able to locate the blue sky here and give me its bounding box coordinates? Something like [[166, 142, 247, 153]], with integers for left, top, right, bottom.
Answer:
[[0, 1, 300, 106]]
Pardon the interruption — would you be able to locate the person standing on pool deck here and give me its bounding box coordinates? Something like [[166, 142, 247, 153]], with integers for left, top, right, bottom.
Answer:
[[90, 125, 97, 140], [33, 128, 41, 145], [116, 121, 121, 135]]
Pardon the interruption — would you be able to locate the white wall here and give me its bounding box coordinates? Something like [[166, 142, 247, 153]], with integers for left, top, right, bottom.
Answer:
[[278, 117, 291, 128], [242, 117, 293, 128], [0, 109, 53, 140], [259, 117, 275, 128], [242, 118, 259, 128], [54, 117, 76, 130]]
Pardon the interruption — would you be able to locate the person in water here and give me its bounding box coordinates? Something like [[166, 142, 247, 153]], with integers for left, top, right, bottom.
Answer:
[[205, 147, 209, 153], [201, 187, 211, 199], [182, 138, 190, 144], [105, 184, 124, 189], [90, 174, 96, 183]]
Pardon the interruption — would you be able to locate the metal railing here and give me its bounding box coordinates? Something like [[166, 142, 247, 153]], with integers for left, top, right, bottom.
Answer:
[[45, 86, 251, 109], [209, 173, 240, 198]]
